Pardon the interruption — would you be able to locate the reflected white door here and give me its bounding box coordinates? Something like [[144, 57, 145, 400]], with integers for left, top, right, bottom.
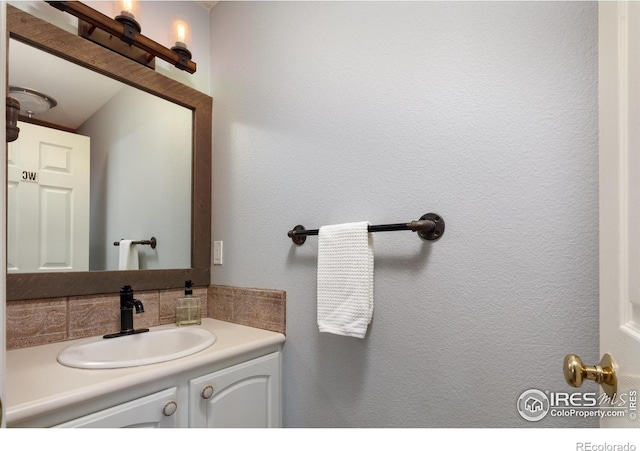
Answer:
[[7, 121, 90, 272], [600, 1, 640, 428]]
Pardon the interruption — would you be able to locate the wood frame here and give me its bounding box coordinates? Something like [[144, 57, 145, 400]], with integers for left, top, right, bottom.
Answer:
[[6, 5, 212, 300]]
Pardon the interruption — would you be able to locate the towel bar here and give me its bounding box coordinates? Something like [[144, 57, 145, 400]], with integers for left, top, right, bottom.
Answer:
[[113, 237, 157, 249], [287, 213, 444, 245]]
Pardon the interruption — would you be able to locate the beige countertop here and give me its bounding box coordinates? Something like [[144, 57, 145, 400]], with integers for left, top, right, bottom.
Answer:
[[6, 318, 285, 425]]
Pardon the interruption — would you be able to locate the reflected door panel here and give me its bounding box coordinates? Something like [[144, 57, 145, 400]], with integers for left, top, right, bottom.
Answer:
[[8, 122, 90, 272]]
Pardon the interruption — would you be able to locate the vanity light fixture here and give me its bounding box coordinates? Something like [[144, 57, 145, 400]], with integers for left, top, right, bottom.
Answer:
[[45, 1, 197, 74], [170, 17, 192, 71], [113, 0, 141, 44]]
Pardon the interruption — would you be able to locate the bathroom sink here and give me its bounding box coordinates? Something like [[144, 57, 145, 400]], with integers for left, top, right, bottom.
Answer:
[[57, 327, 216, 369]]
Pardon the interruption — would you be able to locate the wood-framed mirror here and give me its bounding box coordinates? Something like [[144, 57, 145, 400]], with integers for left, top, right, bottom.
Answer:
[[6, 5, 212, 301]]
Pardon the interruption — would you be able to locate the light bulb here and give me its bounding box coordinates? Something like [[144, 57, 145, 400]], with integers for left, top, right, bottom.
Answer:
[[171, 18, 191, 50], [122, 0, 134, 14], [176, 23, 186, 44], [114, 0, 140, 20]]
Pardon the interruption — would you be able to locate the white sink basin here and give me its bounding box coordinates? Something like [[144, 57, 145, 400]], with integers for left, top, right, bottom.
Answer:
[[57, 327, 216, 369]]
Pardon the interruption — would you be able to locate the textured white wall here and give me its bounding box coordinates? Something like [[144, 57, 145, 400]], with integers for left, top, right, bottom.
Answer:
[[209, 1, 600, 427], [209, 1, 599, 427]]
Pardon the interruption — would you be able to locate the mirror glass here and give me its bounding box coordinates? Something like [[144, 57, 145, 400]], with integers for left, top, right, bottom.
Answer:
[[7, 4, 211, 301], [8, 38, 192, 273]]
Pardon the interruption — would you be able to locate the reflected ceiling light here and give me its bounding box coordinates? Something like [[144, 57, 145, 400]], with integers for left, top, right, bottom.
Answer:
[[8, 86, 58, 118], [46, 1, 197, 74]]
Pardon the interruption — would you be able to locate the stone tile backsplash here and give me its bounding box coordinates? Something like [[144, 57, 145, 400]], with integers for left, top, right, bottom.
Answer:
[[5, 298, 67, 349], [6, 285, 285, 350], [208, 285, 286, 335]]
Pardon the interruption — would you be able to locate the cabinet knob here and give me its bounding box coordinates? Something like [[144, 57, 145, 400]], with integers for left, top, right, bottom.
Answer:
[[201, 385, 215, 400], [162, 400, 178, 417]]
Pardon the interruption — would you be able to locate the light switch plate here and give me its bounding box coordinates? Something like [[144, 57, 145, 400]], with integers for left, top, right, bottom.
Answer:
[[213, 241, 223, 265]]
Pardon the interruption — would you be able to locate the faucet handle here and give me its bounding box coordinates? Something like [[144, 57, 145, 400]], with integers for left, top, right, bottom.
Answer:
[[120, 285, 134, 306]]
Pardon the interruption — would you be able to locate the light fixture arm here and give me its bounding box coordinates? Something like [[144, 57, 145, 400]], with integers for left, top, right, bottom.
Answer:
[[46, 1, 196, 74]]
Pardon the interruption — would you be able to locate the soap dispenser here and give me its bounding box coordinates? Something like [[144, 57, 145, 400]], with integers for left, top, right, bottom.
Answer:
[[176, 280, 202, 326]]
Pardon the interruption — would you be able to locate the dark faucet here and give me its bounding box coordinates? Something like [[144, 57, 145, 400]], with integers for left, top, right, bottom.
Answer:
[[103, 285, 150, 339]]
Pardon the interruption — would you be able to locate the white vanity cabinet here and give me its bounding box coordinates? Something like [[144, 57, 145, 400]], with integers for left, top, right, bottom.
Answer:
[[48, 353, 281, 428], [54, 387, 180, 428], [189, 352, 281, 427], [6, 319, 285, 428]]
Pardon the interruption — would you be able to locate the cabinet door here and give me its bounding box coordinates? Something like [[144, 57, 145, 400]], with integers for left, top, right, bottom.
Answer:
[[190, 352, 281, 428], [54, 387, 179, 428]]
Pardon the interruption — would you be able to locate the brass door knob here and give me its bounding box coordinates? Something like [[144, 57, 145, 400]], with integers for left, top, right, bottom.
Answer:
[[563, 353, 617, 398]]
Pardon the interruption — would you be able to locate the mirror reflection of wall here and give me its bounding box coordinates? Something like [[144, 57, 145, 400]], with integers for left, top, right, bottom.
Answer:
[[8, 38, 192, 272]]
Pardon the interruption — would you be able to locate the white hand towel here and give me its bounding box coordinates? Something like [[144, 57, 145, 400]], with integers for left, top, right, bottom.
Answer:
[[317, 221, 373, 338], [118, 240, 139, 270]]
